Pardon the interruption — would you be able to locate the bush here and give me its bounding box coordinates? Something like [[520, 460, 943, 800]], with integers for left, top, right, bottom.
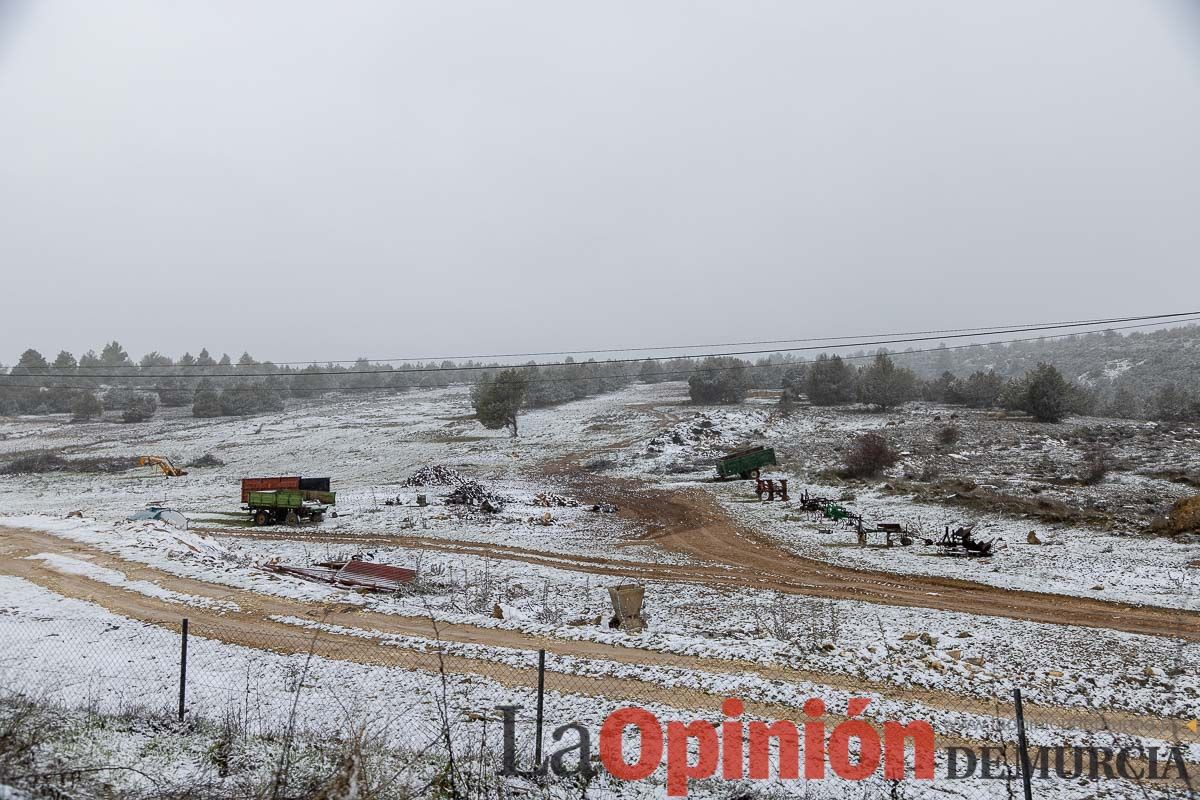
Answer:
[[220, 382, 284, 416], [841, 432, 900, 478], [858, 353, 917, 409], [70, 391, 103, 422], [936, 424, 960, 447], [1080, 447, 1110, 485], [1023, 363, 1072, 423], [960, 370, 1003, 408], [806, 355, 857, 406], [192, 380, 222, 418], [688, 357, 749, 404], [156, 379, 191, 407], [121, 394, 157, 423]]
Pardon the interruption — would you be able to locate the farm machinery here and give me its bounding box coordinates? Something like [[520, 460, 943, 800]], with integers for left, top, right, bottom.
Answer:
[[715, 446, 777, 480], [242, 476, 336, 526], [138, 455, 187, 477]]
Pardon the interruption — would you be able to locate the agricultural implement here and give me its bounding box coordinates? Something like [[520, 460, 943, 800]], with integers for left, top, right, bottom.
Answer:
[[715, 446, 777, 480], [242, 476, 336, 526], [939, 525, 996, 557]]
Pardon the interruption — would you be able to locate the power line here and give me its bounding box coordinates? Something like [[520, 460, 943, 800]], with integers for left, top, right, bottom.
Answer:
[[12, 312, 1199, 381], [5, 315, 1198, 391], [55, 310, 1200, 370]]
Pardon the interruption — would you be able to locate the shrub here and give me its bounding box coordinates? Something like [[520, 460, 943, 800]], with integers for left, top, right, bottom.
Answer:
[[936, 424, 960, 447], [192, 382, 222, 418], [688, 357, 749, 404], [220, 382, 284, 416], [121, 394, 157, 423], [1080, 447, 1110, 485], [1023, 363, 1072, 423], [841, 432, 900, 478], [70, 391, 103, 422], [806, 355, 857, 406], [858, 353, 917, 409]]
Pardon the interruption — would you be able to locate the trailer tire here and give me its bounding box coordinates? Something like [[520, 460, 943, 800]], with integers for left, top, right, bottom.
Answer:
[[285, 510, 299, 527], [254, 510, 269, 526]]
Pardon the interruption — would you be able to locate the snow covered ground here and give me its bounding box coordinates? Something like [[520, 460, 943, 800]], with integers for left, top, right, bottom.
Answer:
[[1, 383, 1198, 797]]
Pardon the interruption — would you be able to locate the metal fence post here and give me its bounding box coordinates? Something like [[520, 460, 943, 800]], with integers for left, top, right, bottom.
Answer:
[[1014, 687, 1033, 800], [534, 649, 546, 771], [178, 618, 189, 722]]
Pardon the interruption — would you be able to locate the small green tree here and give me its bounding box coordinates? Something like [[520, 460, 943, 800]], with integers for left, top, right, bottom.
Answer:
[[192, 380, 222, 418], [960, 370, 1003, 408], [122, 393, 157, 423], [1023, 363, 1071, 423], [687, 357, 749, 404], [858, 353, 916, 409], [71, 391, 103, 422], [472, 369, 529, 437], [806, 355, 857, 406], [1106, 384, 1140, 419]]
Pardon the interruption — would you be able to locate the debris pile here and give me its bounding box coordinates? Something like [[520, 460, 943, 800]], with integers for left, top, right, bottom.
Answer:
[[445, 481, 508, 512], [532, 493, 578, 508], [589, 503, 619, 513], [261, 558, 415, 592], [404, 465, 467, 487], [187, 453, 225, 468]]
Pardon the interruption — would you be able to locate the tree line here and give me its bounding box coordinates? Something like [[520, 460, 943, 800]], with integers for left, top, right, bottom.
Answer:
[[0, 342, 639, 424]]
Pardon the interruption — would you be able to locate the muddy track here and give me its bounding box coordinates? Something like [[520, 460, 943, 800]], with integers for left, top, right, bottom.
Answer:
[[0, 525, 1185, 746], [210, 483, 1200, 642]]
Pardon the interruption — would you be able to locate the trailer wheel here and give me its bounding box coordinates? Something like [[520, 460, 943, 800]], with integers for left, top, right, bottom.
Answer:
[[254, 510, 269, 526], [285, 510, 299, 527]]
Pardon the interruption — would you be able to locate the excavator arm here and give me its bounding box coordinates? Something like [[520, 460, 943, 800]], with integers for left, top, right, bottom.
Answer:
[[137, 455, 188, 477]]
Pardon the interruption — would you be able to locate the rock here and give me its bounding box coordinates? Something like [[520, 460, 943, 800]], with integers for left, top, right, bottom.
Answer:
[[66, 510, 83, 518], [947, 649, 962, 660], [917, 632, 938, 647], [1026, 531, 1041, 545], [955, 631, 973, 638], [1047, 670, 1064, 677], [1090, 584, 1104, 591], [900, 632, 920, 641], [965, 656, 986, 667]]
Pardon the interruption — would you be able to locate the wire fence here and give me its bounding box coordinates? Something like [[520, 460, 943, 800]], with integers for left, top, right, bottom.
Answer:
[[0, 613, 1196, 799]]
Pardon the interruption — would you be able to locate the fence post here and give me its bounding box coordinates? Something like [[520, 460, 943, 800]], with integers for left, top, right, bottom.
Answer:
[[178, 618, 189, 722], [1013, 687, 1033, 800], [534, 649, 546, 771]]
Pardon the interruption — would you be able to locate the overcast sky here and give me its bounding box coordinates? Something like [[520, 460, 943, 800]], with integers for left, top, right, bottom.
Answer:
[[1, 1, 1198, 365]]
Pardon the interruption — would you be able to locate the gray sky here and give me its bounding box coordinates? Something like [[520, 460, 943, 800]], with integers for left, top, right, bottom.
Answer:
[[1, 1, 1198, 365]]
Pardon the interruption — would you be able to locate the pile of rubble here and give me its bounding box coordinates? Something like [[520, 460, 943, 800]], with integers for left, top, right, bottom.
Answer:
[[532, 492, 578, 508], [445, 481, 509, 512], [404, 465, 467, 487]]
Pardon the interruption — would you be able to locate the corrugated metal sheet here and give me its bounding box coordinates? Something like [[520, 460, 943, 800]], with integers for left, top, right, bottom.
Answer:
[[262, 560, 415, 592], [335, 560, 416, 591]]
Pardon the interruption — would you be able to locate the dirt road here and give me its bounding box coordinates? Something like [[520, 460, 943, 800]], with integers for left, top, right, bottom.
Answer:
[[0, 524, 1186, 747], [215, 483, 1200, 642]]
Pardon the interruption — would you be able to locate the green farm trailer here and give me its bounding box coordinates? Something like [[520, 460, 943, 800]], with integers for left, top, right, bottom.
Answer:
[[247, 489, 334, 526], [715, 446, 777, 480]]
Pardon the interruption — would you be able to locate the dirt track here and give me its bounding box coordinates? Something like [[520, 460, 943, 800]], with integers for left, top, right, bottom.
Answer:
[[0, 524, 1188, 748], [213, 482, 1200, 643]]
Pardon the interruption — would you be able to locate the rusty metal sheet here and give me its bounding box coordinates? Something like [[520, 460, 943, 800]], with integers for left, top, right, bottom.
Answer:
[[334, 560, 416, 591]]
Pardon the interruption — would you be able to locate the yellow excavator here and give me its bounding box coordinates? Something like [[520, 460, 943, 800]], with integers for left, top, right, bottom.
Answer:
[[138, 455, 188, 477]]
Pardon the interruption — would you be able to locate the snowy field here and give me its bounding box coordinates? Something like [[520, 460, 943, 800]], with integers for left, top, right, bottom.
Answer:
[[1, 382, 1197, 797]]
